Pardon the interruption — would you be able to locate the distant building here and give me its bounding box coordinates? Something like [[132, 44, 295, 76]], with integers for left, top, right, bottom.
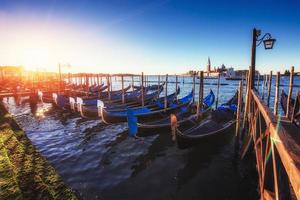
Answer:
[[0, 66, 24, 80], [205, 57, 219, 78]]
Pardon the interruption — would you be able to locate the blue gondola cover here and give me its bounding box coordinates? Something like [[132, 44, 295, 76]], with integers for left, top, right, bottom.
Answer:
[[127, 109, 138, 136]]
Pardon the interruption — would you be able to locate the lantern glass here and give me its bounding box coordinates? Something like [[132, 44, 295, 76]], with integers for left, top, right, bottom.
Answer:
[[263, 38, 276, 49]]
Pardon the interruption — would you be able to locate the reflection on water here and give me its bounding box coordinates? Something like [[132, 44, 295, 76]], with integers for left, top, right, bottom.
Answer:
[[4, 76, 298, 200]]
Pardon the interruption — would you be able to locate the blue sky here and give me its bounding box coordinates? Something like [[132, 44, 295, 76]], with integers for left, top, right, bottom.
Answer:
[[0, 0, 299, 74]]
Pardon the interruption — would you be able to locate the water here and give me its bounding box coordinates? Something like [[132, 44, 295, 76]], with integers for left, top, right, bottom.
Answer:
[[3, 76, 300, 200]]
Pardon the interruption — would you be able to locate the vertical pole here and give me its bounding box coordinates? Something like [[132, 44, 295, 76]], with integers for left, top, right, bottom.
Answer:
[[197, 71, 204, 117], [291, 92, 299, 123], [58, 63, 62, 93], [273, 72, 280, 115], [0, 67, 3, 81], [121, 75, 125, 104], [175, 75, 178, 101], [110, 75, 113, 92], [100, 75, 102, 85], [261, 75, 266, 100], [256, 73, 260, 92], [250, 28, 257, 89], [106, 76, 109, 100], [267, 71, 273, 107], [235, 81, 243, 137], [164, 74, 168, 110], [215, 72, 221, 109], [141, 72, 144, 107], [242, 67, 251, 129], [157, 75, 160, 99], [192, 74, 195, 103], [97, 74, 100, 86], [131, 75, 134, 91], [286, 66, 294, 118]]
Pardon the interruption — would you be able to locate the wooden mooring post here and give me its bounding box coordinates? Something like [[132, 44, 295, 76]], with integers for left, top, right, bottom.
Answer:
[[131, 75, 134, 91], [286, 66, 294, 119], [273, 72, 280, 115], [121, 75, 125, 104], [157, 75, 160, 99], [235, 81, 243, 137], [175, 75, 178, 101], [141, 72, 144, 107], [192, 74, 195, 103], [215, 72, 221, 109], [196, 71, 203, 118], [164, 74, 168, 111], [107, 75, 111, 101], [267, 71, 273, 107]]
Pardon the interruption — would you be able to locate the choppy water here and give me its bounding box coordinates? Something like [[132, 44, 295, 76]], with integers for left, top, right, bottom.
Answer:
[[3, 75, 300, 200]]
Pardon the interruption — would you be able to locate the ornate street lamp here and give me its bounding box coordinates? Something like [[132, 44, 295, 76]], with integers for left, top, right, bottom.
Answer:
[[250, 28, 276, 89]]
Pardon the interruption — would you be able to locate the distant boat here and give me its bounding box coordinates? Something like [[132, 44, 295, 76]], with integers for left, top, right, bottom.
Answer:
[[225, 68, 263, 81]]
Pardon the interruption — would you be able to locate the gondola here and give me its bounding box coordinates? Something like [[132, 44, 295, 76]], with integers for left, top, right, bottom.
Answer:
[[136, 90, 215, 136], [56, 84, 132, 110], [79, 88, 180, 118], [76, 85, 166, 118], [173, 91, 238, 148], [133, 82, 165, 90], [100, 89, 193, 124], [280, 90, 300, 126]]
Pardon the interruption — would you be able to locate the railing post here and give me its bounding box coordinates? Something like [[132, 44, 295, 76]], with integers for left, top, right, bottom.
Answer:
[[286, 66, 294, 119], [273, 72, 280, 115]]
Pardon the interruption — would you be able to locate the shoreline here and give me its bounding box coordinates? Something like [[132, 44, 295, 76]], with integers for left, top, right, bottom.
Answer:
[[0, 101, 78, 200]]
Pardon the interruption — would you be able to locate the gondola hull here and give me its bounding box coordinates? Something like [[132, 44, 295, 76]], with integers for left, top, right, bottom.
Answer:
[[175, 118, 235, 149], [101, 90, 193, 124]]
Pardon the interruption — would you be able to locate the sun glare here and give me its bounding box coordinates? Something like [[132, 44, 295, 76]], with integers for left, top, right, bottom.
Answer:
[[22, 47, 51, 71]]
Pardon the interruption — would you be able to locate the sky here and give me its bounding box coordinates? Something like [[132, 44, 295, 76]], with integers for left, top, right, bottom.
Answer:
[[0, 0, 299, 74]]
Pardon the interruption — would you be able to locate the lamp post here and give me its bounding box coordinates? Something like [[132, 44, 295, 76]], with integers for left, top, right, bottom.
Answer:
[[250, 28, 276, 89]]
